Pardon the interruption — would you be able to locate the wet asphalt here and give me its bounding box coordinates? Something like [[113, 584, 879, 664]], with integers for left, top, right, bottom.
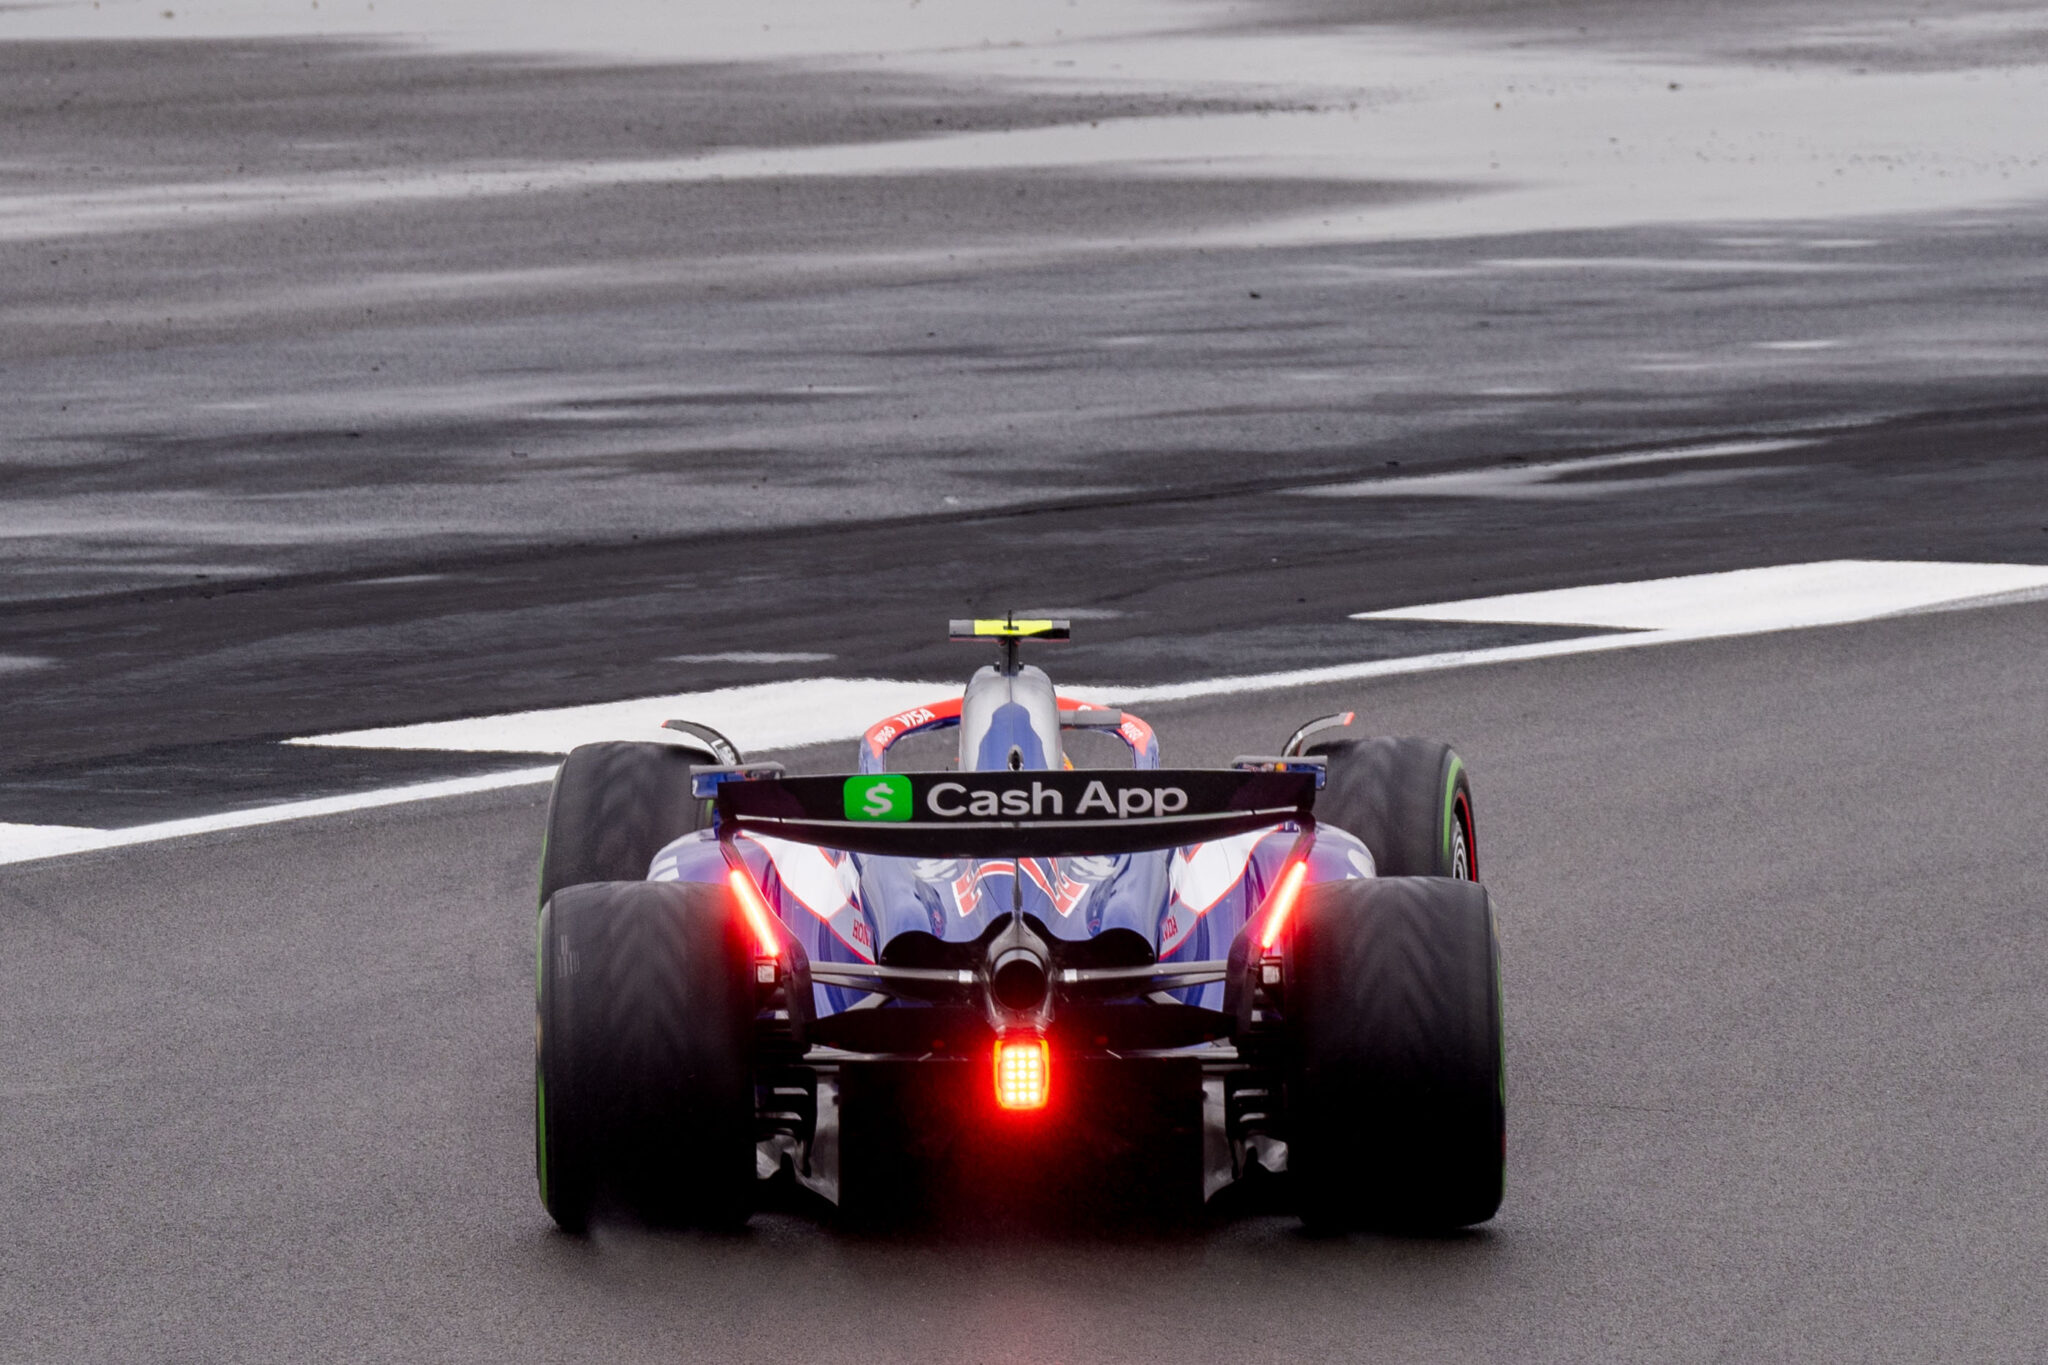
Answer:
[[2, 4, 2047, 1360], [4, 600, 2046, 1362]]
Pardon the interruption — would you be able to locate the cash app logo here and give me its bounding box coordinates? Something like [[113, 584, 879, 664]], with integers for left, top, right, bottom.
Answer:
[[844, 774, 913, 822]]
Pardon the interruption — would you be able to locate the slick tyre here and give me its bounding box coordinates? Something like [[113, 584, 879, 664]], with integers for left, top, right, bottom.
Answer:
[[537, 742, 707, 911], [1284, 877, 1503, 1230], [1308, 737, 1475, 879], [536, 880, 757, 1232]]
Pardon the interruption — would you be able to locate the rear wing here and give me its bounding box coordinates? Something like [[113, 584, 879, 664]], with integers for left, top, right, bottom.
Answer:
[[710, 768, 1317, 858]]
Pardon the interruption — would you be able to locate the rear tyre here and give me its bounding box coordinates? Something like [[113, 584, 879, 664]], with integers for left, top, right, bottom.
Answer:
[[536, 880, 757, 1232], [537, 741, 708, 911], [1283, 877, 1503, 1230], [1307, 737, 1475, 879]]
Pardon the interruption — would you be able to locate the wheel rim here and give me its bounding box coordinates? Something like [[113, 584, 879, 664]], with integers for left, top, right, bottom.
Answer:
[[1450, 820, 1471, 880]]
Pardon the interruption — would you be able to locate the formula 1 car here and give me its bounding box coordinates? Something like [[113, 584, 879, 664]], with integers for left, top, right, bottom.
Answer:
[[534, 620, 1502, 1231]]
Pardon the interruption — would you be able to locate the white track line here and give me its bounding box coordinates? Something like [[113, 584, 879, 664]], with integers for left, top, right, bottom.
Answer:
[[7, 559, 2047, 868], [1109, 560, 2048, 702], [0, 769, 561, 868], [287, 677, 943, 756], [1350, 559, 2048, 632]]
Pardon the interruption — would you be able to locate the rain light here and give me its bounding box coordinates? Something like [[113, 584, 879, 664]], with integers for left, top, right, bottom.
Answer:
[[993, 1036, 1050, 1111]]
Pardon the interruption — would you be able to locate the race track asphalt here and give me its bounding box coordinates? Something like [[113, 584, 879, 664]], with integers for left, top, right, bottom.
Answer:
[[4, 597, 2043, 1364], [5, 3, 2048, 1359]]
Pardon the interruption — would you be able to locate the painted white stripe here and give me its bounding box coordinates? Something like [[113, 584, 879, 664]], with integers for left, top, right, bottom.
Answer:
[[1103, 559, 2048, 705], [1349, 560, 2048, 632], [285, 677, 943, 756], [0, 823, 108, 863], [0, 767, 557, 869], [1093, 627, 1747, 704], [8, 559, 2046, 868]]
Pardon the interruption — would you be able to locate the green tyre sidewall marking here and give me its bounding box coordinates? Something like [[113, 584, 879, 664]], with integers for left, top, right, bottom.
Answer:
[[535, 829, 550, 913], [1441, 752, 1465, 869]]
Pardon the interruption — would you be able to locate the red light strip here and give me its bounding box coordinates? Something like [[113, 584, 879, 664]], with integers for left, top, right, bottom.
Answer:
[[993, 1036, 1050, 1110], [727, 866, 783, 959], [1256, 859, 1310, 952]]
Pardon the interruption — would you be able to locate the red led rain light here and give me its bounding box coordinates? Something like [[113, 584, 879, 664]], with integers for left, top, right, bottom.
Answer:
[[993, 1036, 1050, 1111]]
